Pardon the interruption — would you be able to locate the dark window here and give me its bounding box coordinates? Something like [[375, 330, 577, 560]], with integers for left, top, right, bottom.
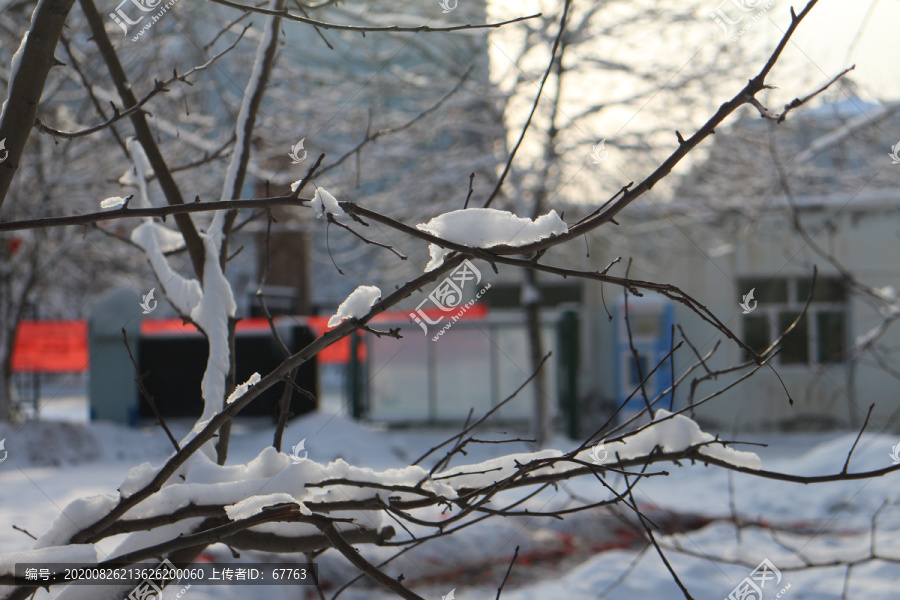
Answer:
[[740, 278, 788, 303], [628, 355, 650, 388], [797, 278, 846, 303], [779, 311, 808, 365], [738, 276, 847, 367], [817, 311, 846, 364], [743, 314, 769, 356]]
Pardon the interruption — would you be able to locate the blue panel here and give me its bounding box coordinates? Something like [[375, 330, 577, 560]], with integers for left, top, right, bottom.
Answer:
[[614, 298, 675, 420]]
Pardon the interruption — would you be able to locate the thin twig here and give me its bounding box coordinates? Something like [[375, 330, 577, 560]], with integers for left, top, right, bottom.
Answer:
[[37, 30, 248, 140], [206, 0, 540, 33], [316, 520, 426, 600], [624, 473, 695, 599], [495, 545, 519, 599], [842, 403, 875, 475], [12, 525, 37, 540], [122, 328, 180, 452]]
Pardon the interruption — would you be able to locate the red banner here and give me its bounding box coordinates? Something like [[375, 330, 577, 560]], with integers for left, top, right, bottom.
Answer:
[[11, 303, 488, 372], [12, 320, 88, 373]]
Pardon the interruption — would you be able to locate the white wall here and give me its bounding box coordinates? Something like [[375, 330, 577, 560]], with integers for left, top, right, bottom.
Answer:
[[580, 197, 900, 433]]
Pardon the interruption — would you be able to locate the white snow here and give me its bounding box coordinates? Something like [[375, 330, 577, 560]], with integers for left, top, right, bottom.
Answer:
[[880, 302, 900, 318], [874, 286, 897, 302], [119, 460, 162, 498], [2, 409, 899, 600], [311, 458, 458, 499], [306, 187, 347, 220], [225, 373, 261, 405], [225, 493, 311, 521], [151, 224, 187, 254], [433, 410, 760, 491], [99, 196, 126, 209], [0, 31, 27, 121], [123, 138, 154, 208], [573, 409, 762, 470], [416, 208, 568, 270], [856, 325, 882, 348], [132, 221, 237, 432], [218, 8, 278, 204], [437, 449, 563, 489], [108, 519, 206, 562], [33, 493, 119, 549], [0, 545, 97, 576], [189, 247, 237, 425], [327, 285, 382, 327], [176, 2, 280, 435], [131, 222, 202, 316]]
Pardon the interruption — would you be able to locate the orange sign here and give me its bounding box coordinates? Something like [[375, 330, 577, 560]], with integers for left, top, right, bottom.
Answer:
[[12, 320, 88, 373], [140, 317, 274, 336], [11, 303, 488, 372]]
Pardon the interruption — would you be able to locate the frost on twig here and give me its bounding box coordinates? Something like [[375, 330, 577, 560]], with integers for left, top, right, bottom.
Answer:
[[99, 196, 127, 209], [226, 373, 261, 405]]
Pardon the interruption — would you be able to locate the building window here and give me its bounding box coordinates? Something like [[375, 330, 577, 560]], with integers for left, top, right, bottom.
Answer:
[[739, 276, 847, 366]]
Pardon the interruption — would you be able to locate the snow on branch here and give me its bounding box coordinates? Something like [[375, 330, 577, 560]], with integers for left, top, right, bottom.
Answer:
[[0, 545, 98, 577], [226, 373, 261, 405], [167, 0, 280, 431], [416, 208, 568, 271], [131, 223, 202, 316], [18, 411, 737, 561], [99, 196, 127, 209], [225, 493, 311, 520], [189, 250, 237, 425], [121, 138, 154, 209], [305, 187, 347, 221], [573, 409, 762, 470], [327, 285, 382, 327], [214, 6, 279, 211]]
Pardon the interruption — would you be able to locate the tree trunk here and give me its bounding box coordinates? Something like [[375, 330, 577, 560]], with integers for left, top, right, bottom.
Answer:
[[0, 360, 12, 423], [0, 0, 78, 209], [523, 269, 549, 446]]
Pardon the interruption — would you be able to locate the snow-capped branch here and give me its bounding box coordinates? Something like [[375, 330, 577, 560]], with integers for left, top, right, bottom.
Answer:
[[217, 3, 281, 208], [416, 208, 568, 271], [7, 404, 900, 589], [327, 285, 382, 327]]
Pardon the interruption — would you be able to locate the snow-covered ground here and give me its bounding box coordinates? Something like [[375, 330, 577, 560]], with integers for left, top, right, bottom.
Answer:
[[1, 397, 899, 600]]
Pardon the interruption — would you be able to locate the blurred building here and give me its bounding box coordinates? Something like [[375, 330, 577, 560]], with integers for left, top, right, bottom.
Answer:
[[211, 0, 506, 318], [575, 97, 900, 432]]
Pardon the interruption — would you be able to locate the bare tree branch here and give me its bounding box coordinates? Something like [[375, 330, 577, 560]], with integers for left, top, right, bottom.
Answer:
[[206, 1, 540, 33], [0, 0, 77, 208], [77, 0, 207, 278]]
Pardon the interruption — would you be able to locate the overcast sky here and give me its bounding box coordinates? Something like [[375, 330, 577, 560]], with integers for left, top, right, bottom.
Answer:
[[490, 0, 900, 100], [788, 0, 900, 99]]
